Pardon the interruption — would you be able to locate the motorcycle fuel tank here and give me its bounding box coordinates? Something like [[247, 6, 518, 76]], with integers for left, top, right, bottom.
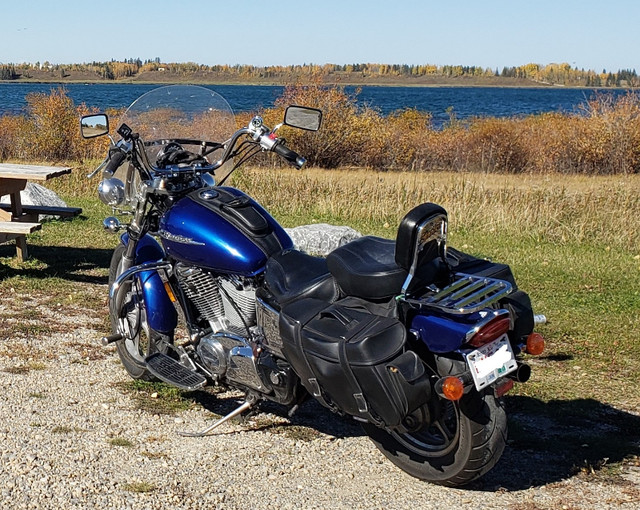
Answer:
[[159, 187, 293, 275]]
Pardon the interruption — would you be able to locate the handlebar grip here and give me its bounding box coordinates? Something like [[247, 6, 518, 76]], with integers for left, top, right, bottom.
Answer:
[[273, 142, 306, 169], [104, 150, 127, 176]]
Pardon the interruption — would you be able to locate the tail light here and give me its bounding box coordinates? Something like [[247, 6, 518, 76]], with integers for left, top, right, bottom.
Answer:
[[467, 314, 511, 348]]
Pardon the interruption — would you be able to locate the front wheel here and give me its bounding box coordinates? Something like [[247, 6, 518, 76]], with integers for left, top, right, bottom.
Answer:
[[108, 244, 172, 381], [362, 369, 507, 486]]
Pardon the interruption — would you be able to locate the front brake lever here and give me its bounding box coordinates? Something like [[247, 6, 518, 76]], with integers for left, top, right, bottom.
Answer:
[[87, 158, 109, 178]]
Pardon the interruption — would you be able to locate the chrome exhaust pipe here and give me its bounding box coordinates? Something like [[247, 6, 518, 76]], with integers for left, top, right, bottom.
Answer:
[[508, 362, 531, 383]]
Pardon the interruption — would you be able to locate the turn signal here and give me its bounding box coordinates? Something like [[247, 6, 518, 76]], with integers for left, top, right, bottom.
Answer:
[[163, 281, 177, 303], [440, 376, 464, 401], [525, 333, 545, 355]]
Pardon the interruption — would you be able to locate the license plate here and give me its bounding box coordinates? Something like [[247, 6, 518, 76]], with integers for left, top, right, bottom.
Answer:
[[464, 334, 517, 391]]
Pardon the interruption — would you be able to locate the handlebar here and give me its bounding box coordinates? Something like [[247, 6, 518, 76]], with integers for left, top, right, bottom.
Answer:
[[104, 149, 127, 176], [90, 115, 309, 182], [273, 141, 306, 169]]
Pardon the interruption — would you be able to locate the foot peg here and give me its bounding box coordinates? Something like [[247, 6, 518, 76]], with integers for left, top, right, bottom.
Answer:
[[145, 352, 207, 391], [178, 400, 254, 437], [101, 333, 123, 346]]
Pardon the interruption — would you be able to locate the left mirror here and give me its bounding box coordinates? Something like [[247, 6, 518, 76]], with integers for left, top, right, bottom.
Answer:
[[80, 114, 109, 139], [284, 106, 322, 131]]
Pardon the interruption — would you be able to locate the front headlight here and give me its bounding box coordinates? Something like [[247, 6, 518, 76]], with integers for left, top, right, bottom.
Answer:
[[98, 178, 125, 206]]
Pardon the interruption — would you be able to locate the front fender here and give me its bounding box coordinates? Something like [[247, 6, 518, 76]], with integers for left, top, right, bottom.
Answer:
[[120, 233, 177, 334]]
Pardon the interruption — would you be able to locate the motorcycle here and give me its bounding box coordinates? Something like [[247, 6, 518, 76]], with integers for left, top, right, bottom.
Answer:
[[80, 85, 544, 487]]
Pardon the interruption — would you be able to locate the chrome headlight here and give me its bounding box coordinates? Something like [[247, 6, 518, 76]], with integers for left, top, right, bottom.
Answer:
[[98, 178, 125, 206]]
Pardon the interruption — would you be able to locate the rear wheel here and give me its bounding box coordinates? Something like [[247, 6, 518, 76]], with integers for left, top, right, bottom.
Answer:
[[362, 359, 507, 487], [108, 244, 172, 381]]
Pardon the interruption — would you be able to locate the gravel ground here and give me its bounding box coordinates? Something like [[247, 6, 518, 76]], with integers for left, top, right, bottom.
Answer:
[[0, 287, 639, 510]]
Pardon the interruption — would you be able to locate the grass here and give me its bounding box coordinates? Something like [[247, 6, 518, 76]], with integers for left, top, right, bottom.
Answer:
[[123, 481, 156, 493], [51, 425, 83, 434], [114, 380, 195, 415], [2, 167, 638, 410], [1, 166, 639, 481], [2, 363, 46, 374], [109, 437, 135, 447]]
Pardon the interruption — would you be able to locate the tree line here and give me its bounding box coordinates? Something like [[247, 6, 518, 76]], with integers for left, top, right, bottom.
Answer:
[[0, 59, 638, 87]]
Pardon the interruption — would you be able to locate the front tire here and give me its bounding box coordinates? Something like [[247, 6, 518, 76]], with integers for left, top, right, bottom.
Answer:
[[362, 359, 507, 487], [108, 244, 172, 381]]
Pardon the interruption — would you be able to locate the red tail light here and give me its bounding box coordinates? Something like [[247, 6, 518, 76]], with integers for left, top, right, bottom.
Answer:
[[467, 316, 511, 348]]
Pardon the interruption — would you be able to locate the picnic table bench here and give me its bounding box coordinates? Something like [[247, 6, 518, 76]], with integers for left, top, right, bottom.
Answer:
[[0, 163, 81, 261]]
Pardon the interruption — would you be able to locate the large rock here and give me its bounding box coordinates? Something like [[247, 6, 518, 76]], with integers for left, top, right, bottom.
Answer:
[[285, 223, 362, 256], [0, 183, 68, 220]]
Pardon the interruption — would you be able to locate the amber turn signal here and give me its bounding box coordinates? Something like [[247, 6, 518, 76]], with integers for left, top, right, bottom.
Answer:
[[163, 281, 177, 303], [525, 332, 545, 355], [440, 376, 465, 401]]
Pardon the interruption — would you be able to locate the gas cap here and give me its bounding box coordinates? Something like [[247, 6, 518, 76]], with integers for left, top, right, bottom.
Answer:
[[200, 189, 219, 200]]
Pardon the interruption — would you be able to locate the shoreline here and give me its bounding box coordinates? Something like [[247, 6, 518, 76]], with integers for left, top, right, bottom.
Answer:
[[0, 78, 634, 90]]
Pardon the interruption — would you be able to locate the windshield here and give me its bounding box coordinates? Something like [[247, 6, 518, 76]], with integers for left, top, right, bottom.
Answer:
[[117, 85, 236, 168]]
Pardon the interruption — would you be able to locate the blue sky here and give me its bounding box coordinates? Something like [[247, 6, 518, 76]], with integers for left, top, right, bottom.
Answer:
[[1, 0, 637, 72]]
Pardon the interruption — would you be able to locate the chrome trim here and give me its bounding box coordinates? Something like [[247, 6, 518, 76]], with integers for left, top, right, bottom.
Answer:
[[256, 298, 283, 357], [103, 216, 122, 233], [200, 331, 265, 391], [402, 272, 512, 315], [401, 213, 447, 296], [109, 261, 172, 324], [158, 229, 205, 246], [463, 309, 510, 341], [110, 260, 172, 299]]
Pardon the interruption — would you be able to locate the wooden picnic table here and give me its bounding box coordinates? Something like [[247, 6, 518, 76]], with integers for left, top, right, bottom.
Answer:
[[0, 163, 80, 262]]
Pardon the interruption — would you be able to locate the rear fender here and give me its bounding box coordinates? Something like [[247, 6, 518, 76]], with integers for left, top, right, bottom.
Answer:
[[120, 233, 177, 334], [410, 314, 469, 353]]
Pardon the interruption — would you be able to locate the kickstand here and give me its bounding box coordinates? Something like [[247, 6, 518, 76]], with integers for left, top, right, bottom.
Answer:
[[177, 400, 254, 438]]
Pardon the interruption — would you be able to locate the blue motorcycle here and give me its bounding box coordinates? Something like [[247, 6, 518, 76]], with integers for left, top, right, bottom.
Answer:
[[81, 85, 544, 486]]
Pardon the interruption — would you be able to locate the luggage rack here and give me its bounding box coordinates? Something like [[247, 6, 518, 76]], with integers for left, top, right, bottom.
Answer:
[[402, 273, 513, 315]]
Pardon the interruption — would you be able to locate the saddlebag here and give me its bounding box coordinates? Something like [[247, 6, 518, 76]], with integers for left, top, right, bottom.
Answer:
[[280, 298, 430, 427]]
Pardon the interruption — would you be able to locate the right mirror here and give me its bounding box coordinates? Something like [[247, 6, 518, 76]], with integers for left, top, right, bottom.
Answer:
[[284, 106, 322, 131], [80, 114, 109, 139]]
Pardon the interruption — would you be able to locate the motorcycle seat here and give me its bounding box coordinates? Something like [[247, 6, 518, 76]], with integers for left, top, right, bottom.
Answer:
[[264, 249, 338, 306], [326, 236, 407, 300]]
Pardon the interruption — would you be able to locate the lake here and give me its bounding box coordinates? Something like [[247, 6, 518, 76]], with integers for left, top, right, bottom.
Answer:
[[0, 82, 629, 127]]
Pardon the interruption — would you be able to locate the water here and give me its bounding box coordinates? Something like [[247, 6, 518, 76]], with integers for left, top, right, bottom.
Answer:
[[0, 82, 628, 127]]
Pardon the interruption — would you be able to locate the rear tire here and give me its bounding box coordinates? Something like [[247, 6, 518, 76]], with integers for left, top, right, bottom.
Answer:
[[108, 244, 172, 381], [362, 358, 507, 487]]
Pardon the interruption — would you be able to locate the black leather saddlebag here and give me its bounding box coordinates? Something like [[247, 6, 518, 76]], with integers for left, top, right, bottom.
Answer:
[[280, 298, 430, 427]]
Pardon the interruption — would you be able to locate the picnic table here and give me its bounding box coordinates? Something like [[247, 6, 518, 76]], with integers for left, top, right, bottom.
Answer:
[[0, 163, 82, 262]]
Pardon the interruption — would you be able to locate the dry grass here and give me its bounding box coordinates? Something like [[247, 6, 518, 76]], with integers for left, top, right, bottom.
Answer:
[[229, 167, 640, 411], [232, 167, 640, 251]]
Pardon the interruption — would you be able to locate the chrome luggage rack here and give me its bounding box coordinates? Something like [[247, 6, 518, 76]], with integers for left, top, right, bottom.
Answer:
[[402, 273, 513, 315]]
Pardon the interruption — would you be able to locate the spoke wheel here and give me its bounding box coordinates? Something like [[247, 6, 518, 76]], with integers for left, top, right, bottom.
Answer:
[[392, 399, 460, 457], [362, 357, 507, 487], [108, 244, 172, 381]]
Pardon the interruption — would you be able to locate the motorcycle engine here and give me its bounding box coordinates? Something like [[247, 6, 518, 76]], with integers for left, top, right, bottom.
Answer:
[[175, 264, 266, 390], [176, 264, 256, 335]]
